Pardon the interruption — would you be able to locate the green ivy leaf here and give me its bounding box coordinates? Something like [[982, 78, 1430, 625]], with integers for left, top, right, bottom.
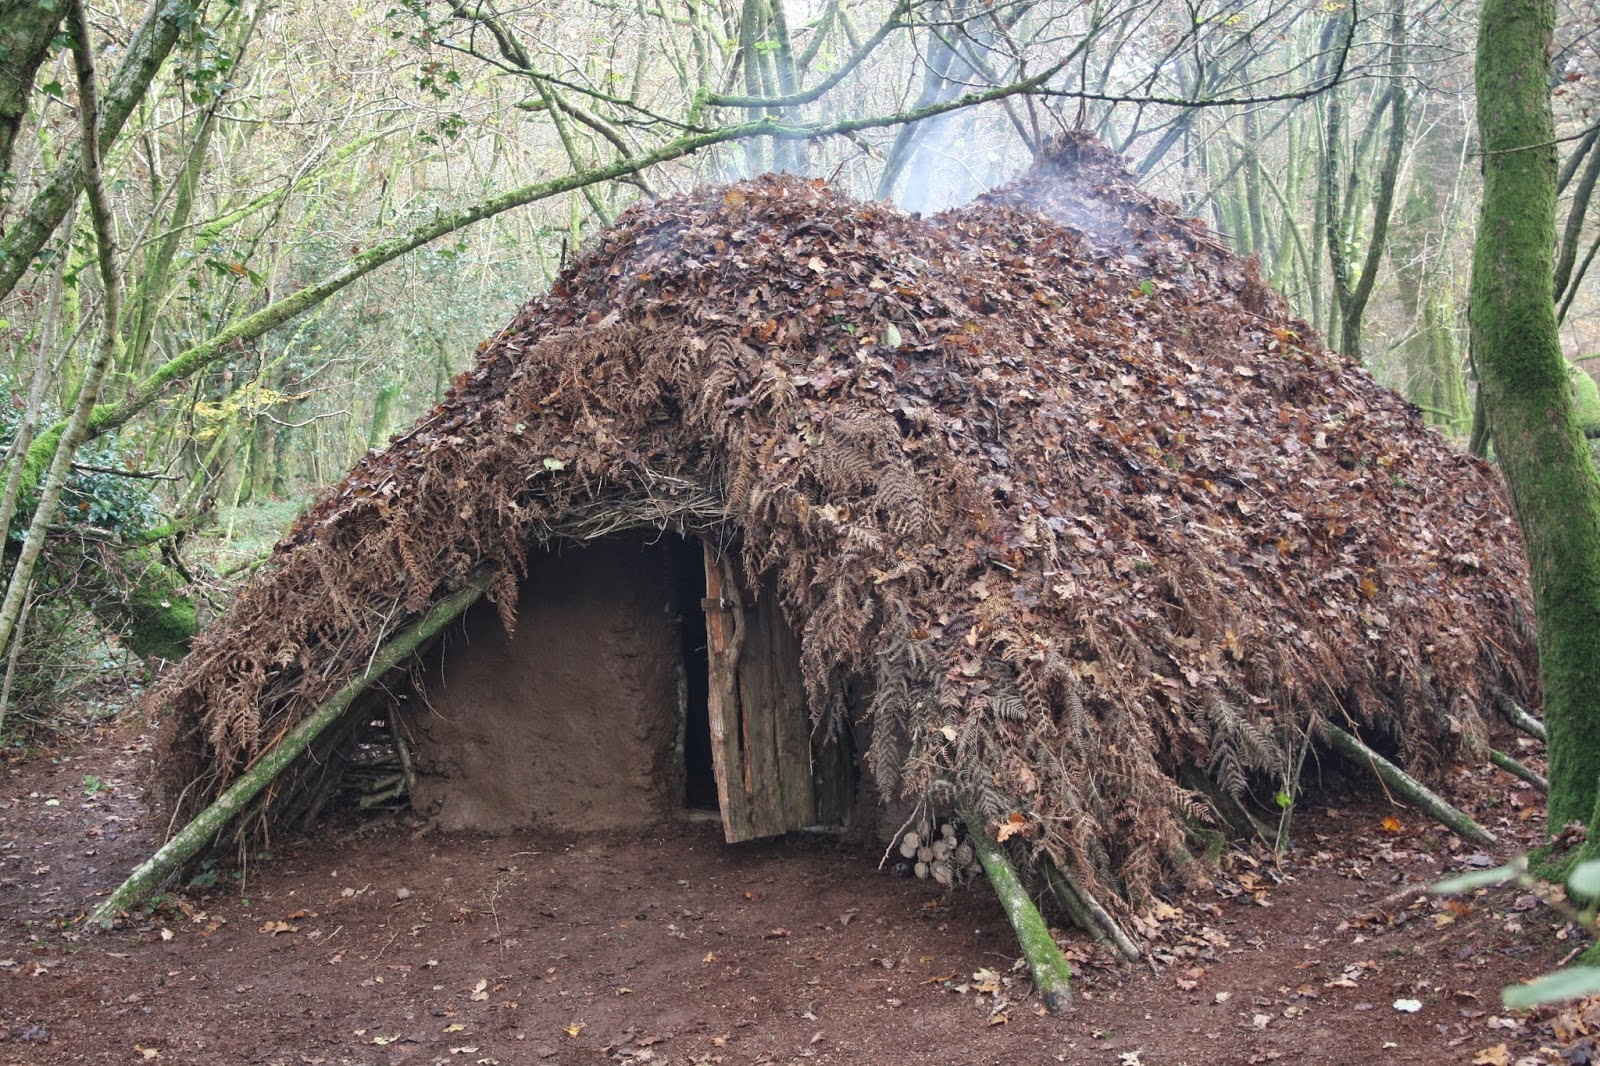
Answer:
[[1568, 859, 1600, 900], [1503, 967, 1600, 1010], [1430, 857, 1526, 896]]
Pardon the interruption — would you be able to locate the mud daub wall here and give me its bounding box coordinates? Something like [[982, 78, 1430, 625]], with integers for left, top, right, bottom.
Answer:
[[408, 535, 682, 832]]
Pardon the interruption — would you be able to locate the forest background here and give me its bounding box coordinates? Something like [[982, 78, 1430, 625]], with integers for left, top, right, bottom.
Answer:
[[0, 0, 1595, 741]]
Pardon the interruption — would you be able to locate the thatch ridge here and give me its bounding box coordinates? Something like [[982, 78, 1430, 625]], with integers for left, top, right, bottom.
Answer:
[[151, 132, 1535, 905]]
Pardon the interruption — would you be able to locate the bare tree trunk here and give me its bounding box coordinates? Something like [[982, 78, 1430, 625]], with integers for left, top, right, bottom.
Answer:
[[0, 0, 123, 663], [1554, 128, 1600, 315], [1470, 0, 1600, 838], [1324, 1, 1408, 361], [125, 2, 263, 381], [0, 0, 67, 183]]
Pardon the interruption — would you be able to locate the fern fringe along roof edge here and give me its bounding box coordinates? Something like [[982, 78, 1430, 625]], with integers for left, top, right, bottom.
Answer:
[[144, 132, 1536, 917]]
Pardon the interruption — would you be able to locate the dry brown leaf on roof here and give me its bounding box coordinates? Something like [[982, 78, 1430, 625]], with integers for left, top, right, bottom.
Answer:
[[147, 133, 1534, 908]]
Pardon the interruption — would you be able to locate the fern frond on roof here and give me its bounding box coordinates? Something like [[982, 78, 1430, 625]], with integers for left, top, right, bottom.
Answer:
[[148, 133, 1535, 908]]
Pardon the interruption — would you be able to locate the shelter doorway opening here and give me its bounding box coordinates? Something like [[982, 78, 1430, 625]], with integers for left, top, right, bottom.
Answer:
[[409, 530, 853, 842], [668, 535, 717, 812]]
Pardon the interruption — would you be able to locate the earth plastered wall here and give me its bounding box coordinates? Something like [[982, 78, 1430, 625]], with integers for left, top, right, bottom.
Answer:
[[408, 535, 682, 832]]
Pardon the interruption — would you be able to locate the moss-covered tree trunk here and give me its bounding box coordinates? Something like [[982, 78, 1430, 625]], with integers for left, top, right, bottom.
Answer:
[[0, 0, 67, 181], [0, 0, 185, 302], [0, 1, 124, 667], [1471, 0, 1600, 833], [75, 544, 196, 663]]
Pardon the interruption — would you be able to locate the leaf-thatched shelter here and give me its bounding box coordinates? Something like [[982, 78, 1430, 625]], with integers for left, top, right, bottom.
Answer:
[[146, 134, 1535, 918]]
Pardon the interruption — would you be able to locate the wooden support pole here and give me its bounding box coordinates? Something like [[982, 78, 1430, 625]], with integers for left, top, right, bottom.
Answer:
[[1042, 858, 1142, 964], [388, 703, 418, 799], [962, 807, 1073, 1012], [1498, 697, 1547, 742], [87, 578, 488, 926], [1042, 859, 1103, 940], [1321, 723, 1497, 847], [1490, 748, 1548, 791]]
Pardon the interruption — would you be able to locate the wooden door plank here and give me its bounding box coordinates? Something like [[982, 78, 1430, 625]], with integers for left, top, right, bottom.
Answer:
[[702, 544, 838, 842], [754, 578, 814, 830], [702, 542, 753, 842], [736, 589, 782, 838]]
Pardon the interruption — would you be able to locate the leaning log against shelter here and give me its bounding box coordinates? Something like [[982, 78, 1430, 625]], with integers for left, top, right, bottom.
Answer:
[[129, 134, 1535, 963]]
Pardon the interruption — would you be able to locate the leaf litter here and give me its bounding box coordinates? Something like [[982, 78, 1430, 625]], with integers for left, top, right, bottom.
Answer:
[[149, 132, 1534, 917]]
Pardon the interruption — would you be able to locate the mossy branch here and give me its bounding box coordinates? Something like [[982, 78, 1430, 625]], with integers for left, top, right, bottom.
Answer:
[[962, 806, 1072, 1012], [1498, 695, 1548, 742], [0, 0, 187, 302], [87, 576, 488, 926], [12, 68, 1064, 504], [1490, 748, 1548, 791], [1322, 723, 1496, 846]]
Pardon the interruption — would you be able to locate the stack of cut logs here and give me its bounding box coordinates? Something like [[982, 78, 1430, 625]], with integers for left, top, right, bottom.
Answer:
[[341, 747, 408, 809], [897, 819, 982, 885], [338, 717, 415, 811]]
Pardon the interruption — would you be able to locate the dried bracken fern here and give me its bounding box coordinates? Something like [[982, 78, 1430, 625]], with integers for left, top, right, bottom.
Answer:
[[148, 134, 1536, 909]]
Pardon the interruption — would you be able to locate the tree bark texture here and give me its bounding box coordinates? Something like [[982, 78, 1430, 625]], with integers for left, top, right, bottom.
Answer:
[[1471, 0, 1600, 833], [0, 0, 67, 180]]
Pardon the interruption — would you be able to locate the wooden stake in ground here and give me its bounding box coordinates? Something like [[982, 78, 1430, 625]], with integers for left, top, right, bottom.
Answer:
[[1489, 748, 1548, 792], [88, 577, 488, 926], [1321, 723, 1497, 847], [961, 806, 1073, 1012], [1042, 858, 1142, 964]]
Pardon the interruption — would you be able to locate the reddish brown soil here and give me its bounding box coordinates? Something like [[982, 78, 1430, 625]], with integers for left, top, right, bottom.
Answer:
[[0, 725, 1584, 1066]]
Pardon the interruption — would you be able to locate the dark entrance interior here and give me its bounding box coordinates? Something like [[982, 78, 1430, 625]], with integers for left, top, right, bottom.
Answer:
[[668, 535, 718, 810], [666, 533, 858, 836], [409, 529, 851, 839]]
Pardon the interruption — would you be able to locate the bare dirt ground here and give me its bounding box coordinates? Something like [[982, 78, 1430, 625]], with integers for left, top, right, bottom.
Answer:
[[0, 722, 1588, 1066]]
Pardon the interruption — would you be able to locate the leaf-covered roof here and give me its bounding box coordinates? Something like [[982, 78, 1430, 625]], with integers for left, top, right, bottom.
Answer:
[[152, 133, 1534, 902]]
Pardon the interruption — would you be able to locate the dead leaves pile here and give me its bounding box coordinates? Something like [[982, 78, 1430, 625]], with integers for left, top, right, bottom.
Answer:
[[154, 130, 1535, 909]]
